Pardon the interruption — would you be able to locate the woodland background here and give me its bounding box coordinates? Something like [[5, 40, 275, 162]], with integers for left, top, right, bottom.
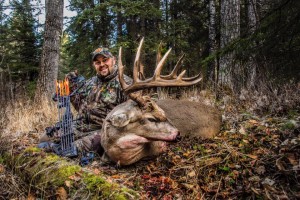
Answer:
[[0, 0, 299, 199], [0, 0, 299, 104]]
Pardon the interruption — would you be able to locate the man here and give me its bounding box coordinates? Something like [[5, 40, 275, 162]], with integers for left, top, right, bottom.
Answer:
[[39, 47, 132, 157]]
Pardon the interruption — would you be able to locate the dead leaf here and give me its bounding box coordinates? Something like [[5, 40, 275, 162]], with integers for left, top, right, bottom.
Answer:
[[239, 126, 246, 135], [68, 174, 81, 181], [287, 153, 298, 166], [276, 158, 285, 171], [262, 178, 275, 186], [0, 164, 4, 173], [65, 180, 71, 188], [56, 187, 67, 200], [183, 151, 191, 157], [182, 183, 194, 190], [27, 193, 36, 200], [248, 119, 259, 125], [187, 170, 196, 177], [111, 174, 122, 179], [246, 154, 258, 159], [249, 176, 260, 182], [202, 157, 222, 166], [93, 168, 101, 175], [256, 165, 266, 175]]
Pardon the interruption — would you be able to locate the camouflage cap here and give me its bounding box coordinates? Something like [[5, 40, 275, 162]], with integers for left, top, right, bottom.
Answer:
[[92, 47, 113, 61]]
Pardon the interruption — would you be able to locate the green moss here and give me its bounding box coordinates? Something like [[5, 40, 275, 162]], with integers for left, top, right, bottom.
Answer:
[[0, 156, 4, 164], [24, 146, 42, 153], [52, 165, 81, 185], [44, 154, 60, 164], [83, 173, 106, 190], [281, 120, 297, 130]]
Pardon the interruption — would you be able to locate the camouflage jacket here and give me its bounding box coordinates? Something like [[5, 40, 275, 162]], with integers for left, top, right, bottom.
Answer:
[[71, 66, 132, 132]]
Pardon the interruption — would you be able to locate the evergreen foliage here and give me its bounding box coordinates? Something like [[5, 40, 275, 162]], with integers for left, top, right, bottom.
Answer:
[[4, 0, 41, 81], [0, 0, 299, 99]]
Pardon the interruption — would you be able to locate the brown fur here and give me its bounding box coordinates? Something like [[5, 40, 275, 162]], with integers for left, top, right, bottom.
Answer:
[[157, 99, 221, 138]]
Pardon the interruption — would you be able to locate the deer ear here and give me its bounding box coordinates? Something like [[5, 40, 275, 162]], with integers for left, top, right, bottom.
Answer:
[[108, 113, 130, 127]]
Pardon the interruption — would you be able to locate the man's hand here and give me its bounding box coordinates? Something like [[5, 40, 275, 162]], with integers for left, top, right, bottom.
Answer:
[[65, 70, 79, 83], [65, 70, 85, 94]]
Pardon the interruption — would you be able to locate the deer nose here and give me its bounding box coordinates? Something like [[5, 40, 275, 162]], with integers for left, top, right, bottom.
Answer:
[[175, 132, 181, 142]]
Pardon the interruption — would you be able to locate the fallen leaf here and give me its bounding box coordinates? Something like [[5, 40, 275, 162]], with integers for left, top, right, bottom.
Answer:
[[256, 165, 266, 175], [249, 176, 260, 182], [246, 154, 258, 159], [248, 119, 259, 125], [111, 174, 122, 179], [183, 151, 191, 157], [27, 193, 36, 200], [56, 187, 67, 200], [65, 180, 71, 188], [93, 168, 101, 175], [0, 164, 4, 173], [276, 158, 285, 171], [239, 126, 246, 135], [187, 170, 196, 177], [262, 178, 275, 186], [68, 174, 81, 181], [287, 153, 298, 166]]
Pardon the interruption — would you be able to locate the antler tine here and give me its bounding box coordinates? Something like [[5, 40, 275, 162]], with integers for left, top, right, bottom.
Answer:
[[118, 47, 129, 90], [153, 48, 172, 80], [133, 37, 144, 83], [156, 42, 163, 66], [182, 73, 202, 81], [161, 54, 185, 80]]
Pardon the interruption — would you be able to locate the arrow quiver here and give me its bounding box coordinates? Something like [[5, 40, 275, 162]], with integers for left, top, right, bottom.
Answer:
[[56, 79, 78, 158]]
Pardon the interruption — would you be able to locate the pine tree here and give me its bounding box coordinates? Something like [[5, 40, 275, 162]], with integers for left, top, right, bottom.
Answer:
[[6, 0, 39, 81]]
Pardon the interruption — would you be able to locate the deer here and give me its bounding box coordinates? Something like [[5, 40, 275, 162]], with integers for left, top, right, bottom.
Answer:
[[100, 38, 221, 166]]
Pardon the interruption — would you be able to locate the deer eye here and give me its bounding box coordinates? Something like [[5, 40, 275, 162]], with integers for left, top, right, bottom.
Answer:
[[147, 118, 157, 123]]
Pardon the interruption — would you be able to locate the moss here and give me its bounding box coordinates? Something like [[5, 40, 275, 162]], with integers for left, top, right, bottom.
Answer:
[[24, 146, 42, 153], [281, 120, 297, 130], [83, 173, 106, 190], [2, 148, 138, 199], [44, 154, 60, 164], [82, 173, 138, 199], [51, 165, 81, 185]]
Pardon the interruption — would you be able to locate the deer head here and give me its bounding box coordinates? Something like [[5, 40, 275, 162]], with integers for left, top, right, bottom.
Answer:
[[100, 38, 202, 165]]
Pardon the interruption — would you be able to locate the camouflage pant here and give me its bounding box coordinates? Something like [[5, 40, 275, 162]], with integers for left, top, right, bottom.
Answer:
[[38, 128, 104, 156], [73, 129, 104, 155]]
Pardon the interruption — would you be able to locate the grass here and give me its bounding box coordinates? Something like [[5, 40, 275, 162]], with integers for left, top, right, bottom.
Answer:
[[1, 97, 58, 136]]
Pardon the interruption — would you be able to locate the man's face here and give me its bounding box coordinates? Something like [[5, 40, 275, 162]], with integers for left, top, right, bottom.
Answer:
[[93, 55, 115, 77]]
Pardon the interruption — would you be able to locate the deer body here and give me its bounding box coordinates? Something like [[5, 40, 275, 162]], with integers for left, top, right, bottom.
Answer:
[[100, 99, 221, 165]]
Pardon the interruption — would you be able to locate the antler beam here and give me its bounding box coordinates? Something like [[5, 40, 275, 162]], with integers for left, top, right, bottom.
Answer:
[[118, 37, 202, 95]]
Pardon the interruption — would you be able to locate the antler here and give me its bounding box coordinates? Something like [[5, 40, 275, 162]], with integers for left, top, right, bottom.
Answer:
[[118, 37, 202, 97]]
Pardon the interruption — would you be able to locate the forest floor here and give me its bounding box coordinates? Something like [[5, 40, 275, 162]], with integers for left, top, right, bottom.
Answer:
[[0, 105, 299, 199]]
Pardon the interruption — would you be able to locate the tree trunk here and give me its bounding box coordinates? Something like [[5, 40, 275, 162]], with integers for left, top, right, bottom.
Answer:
[[219, 0, 240, 91], [35, 0, 63, 101], [208, 0, 218, 83], [247, 0, 258, 89]]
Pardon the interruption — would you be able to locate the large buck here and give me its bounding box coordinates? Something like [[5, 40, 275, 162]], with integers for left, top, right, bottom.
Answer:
[[100, 38, 221, 165]]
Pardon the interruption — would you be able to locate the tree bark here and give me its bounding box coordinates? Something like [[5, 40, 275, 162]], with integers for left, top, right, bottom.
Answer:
[[208, 0, 218, 83], [219, 0, 240, 90], [247, 0, 258, 89], [35, 0, 63, 101]]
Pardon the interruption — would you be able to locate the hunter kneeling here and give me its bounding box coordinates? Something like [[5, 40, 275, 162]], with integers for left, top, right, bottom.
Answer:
[[38, 38, 202, 166]]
